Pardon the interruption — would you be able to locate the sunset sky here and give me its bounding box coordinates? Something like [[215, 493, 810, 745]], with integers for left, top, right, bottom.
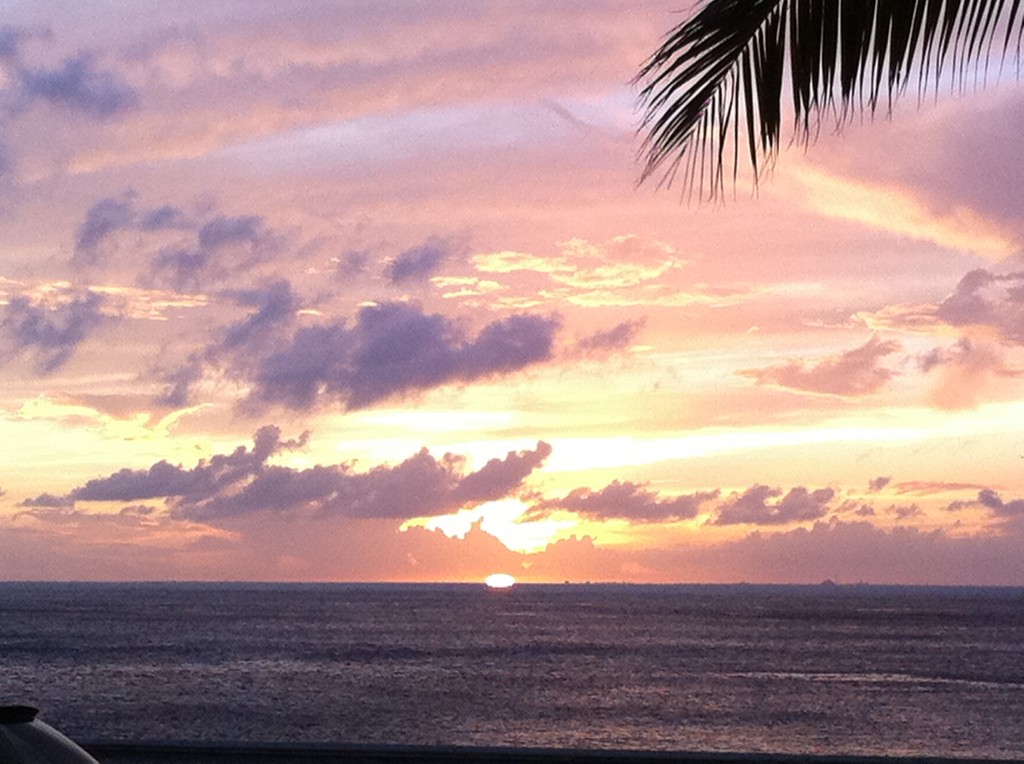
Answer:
[[2, 0, 1024, 584]]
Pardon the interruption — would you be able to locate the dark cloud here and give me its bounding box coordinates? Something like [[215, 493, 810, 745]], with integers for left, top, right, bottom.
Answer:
[[868, 476, 891, 492], [740, 336, 901, 396], [713, 485, 835, 526], [537, 480, 718, 523], [2, 291, 108, 373], [577, 318, 645, 355], [250, 302, 560, 410], [19, 53, 138, 117], [24, 429, 551, 525], [384, 238, 450, 284]]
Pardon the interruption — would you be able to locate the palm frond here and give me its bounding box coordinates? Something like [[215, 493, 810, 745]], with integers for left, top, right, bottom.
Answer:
[[637, 0, 1024, 199]]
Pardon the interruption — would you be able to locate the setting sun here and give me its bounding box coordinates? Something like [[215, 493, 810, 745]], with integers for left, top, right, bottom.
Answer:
[[484, 573, 516, 589]]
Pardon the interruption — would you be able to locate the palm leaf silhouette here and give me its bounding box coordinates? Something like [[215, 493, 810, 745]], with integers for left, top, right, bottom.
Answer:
[[637, 0, 1024, 199]]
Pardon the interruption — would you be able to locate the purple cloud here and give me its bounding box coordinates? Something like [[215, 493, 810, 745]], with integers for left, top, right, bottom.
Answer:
[[2, 291, 108, 373], [384, 238, 450, 284], [220, 280, 300, 352], [714, 519, 1024, 585], [451, 442, 553, 505], [714, 485, 835, 526], [22, 425, 305, 508], [250, 302, 560, 410], [19, 53, 137, 118], [975, 489, 1024, 519], [868, 476, 892, 492], [198, 215, 264, 251], [24, 429, 551, 524], [936, 269, 1024, 343], [71, 192, 286, 286], [538, 480, 719, 523], [156, 280, 302, 405], [0, 26, 24, 59], [337, 251, 368, 278], [75, 194, 137, 263], [577, 318, 645, 355], [157, 358, 205, 408], [140, 205, 190, 231], [149, 214, 284, 290], [74, 193, 192, 266], [150, 249, 210, 292], [890, 504, 923, 520]]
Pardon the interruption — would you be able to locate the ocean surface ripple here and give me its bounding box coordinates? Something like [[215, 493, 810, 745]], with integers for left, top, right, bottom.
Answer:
[[2, 582, 1023, 758]]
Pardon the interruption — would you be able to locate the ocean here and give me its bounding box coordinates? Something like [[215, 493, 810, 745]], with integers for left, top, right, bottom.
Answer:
[[1, 582, 1023, 758]]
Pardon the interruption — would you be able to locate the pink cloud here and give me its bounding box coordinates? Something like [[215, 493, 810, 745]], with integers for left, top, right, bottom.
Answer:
[[534, 481, 718, 523], [713, 485, 835, 527], [739, 336, 901, 396], [801, 89, 1024, 245], [22, 428, 552, 523], [703, 520, 1024, 586], [920, 336, 1024, 410], [935, 270, 1024, 343], [2, 1, 677, 177]]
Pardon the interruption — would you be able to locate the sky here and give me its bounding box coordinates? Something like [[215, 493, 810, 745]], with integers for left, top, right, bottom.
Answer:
[[2, 1, 1024, 585]]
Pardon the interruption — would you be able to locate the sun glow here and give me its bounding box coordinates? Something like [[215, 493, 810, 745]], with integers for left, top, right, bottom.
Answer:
[[402, 497, 577, 554]]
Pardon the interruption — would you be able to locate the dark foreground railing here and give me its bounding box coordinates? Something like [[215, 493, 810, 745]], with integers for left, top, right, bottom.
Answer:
[[80, 743, 1024, 764]]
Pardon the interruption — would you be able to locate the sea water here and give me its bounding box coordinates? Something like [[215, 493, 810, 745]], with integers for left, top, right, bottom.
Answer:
[[1, 582, 1023, 758]]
